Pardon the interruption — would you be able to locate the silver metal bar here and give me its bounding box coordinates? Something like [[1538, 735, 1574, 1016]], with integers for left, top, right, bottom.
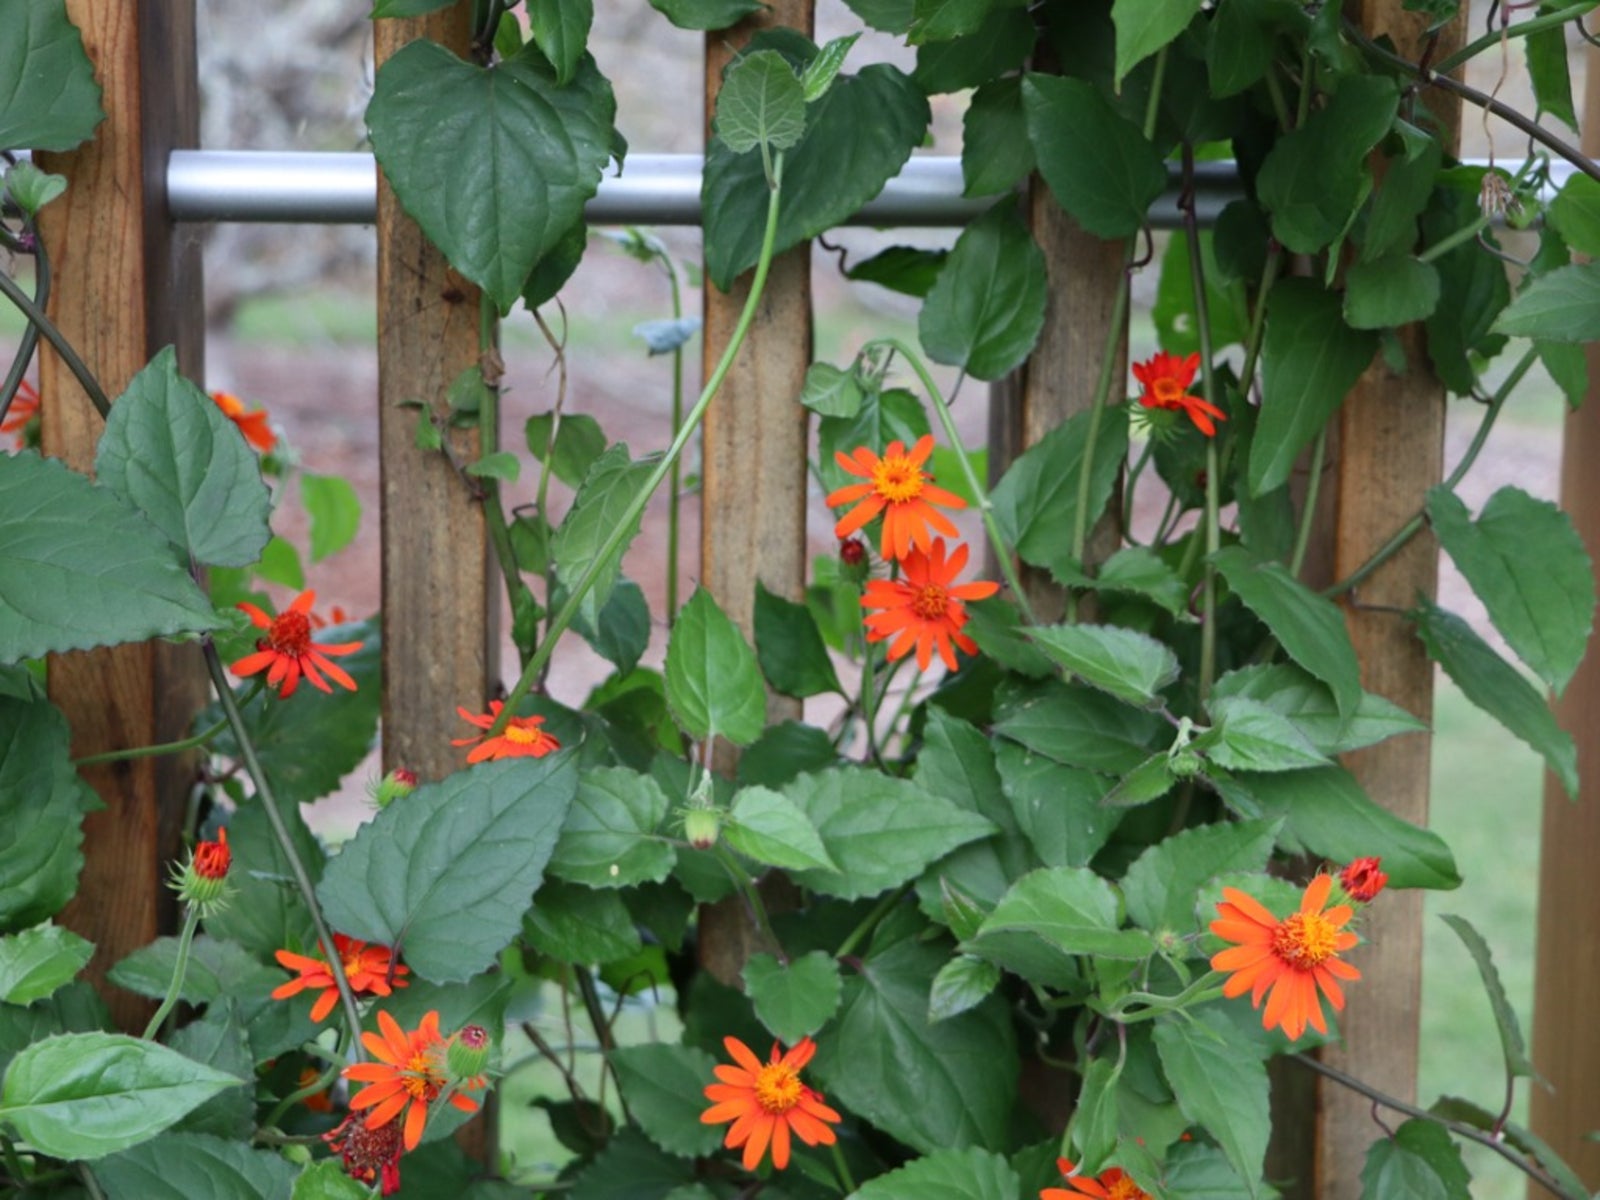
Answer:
[[156, 149, 1572, 228]]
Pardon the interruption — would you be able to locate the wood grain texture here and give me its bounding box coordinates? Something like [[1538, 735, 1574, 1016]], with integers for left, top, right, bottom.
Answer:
[[35, 0, 206, 1034], [374, 7, 496, 781], [697, 1, 814, 986], [1317, 7, 1463, 1192], [1525, 42, 1600, 1195]]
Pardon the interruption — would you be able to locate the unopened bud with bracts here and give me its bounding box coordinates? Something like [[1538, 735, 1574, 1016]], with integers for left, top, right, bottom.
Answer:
[[683, 806, 721, 850], [372, 767, 419, 809], [170, 828, 232, 915], [447, 1023, 491, 1083], [1338, 856, 1388, 904]]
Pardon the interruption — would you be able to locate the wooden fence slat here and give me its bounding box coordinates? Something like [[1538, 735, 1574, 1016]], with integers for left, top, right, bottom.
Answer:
[[1317, 4, 1464, 1194], [36, 0, 206, 1034], [697, 1, 815, 986], [1526, 40, 1600, 1192]]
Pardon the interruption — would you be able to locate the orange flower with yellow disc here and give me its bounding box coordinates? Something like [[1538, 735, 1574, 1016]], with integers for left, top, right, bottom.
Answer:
[[701, 1036, 841, 1171], [232, 589, 362, 699], [452, 701, 560, 764], [211, 389, 277, 452], [1209, 874, 1362, 1040], [1132, 351, 1226, 437], [827, 434, 966, 562], [272, 933, 409, 1023], [343, 1010, 480, 1152], [1042, 1158, 1155, 1200], [860, 537, 998, 671]]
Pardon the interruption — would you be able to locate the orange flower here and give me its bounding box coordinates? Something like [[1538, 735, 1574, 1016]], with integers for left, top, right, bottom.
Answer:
[[212, 390, 276, 452], [1339, 856, 1388, 903], [193, 828, 231, 881], [2, 380, 39, 444], [272, 933, 409, 1023], [232, 589, 362, 698], [452, 701, 560, 764], [297, 1065, 334, 1113], [344, 1010, 480, 1152], [1209, 874, 1362, 1040], [1042, 1158, 1154, 1200], [860, 537, 999, 672], [827, 434, 966, 561], [1132, 352, 1226, 437], [701, 1036, 841, 1171]]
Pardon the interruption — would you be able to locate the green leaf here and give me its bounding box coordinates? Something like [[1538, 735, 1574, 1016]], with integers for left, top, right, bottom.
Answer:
[[466, 451, 521, 484], [736, 722, 838, 789], [367, 40, 616, 311], [92, 1131, 298, 1199], [1526, 23, 1577, 131], [845, 245, 949, 298], [994, 680, 1164, 775], [370, 0, 454, 14], [166, 1004, 254, 1138], [300, 473, 361, 563], [843, 0, 915, 31], [3, 161, 66, 216], [1493, 262, 1600, 343], [991, 407, 1129, 582], [255, 535, 305, 590], [913, 7, 1035, 94], [1439, 913, 1533, 1079], [647, 0, 763, 29], [1540, 338, 1588, 411], [610, 1043, 722, 1158], [570, 1127, 697, 1200], [852, 1147, 1020, 1200], [927, 954, 1000, 1022], [0, 693, 92, 932], [293, 1159, 374, 1200], [1428, 485, 1594, 694], [811, 937, 1016, 1153], [1022, 73, 1167, 238], [1205, 0, 1295, 97], [1153, 229, 1251, 356], [1069, 1055, 1121, 1168], [106, 936, 283, 1008], [961, 78, 1035, 198], [665, 588, 766, 744], [0, 1031, 241, 1160], [995, 740, 1119, 867], [1425, 177, 1511, 393], [0, 0, 105, 151], [754, 581, 842, 698], [1101, 754, 1177, 810], [317, 755, 577, 983], [1111, 0, 1200, 85], [715, 50, 806, 155], [1257, 75, 1398, 253], [1206, 698, 1331, 772], [1431, 1096, 1586, 1200], [549, 766, 675, 889], [1360, 1131, 1450, 1200], [785, 767, 995, 899], [1210, 664, 1425, 755], [553, 443, 655, 628], [1251, 278, 1377, 496], [0, 980, 108, 1078], [1162, 1140, 1263, 1198], [526, 411, 608, 489], [1154, 1009, 1268, 1195], [0, 924, 91, 1006], [743, 951, 843, 1043], [909, 0, 998, 42], [1123, 820, 1279, 937], [1029, 623, 1179, 709], [803, 34, 861, 102], [524, 880, 642, 964], [0, 452, 222, 660], [704, 56, 928, 289], [207, 621, 382, 807], [1548, 174, 1600, 258], [919, 201, 1047, 382], [1343, 255, 1441, 329], [1212, 547, 1362, 713], [726, 785, 837, 871], [1361, 122, 1444, 262], [799, 363, 864, 419], [974, 867, 1155, 960], [570, 577, 650, 677], [1412, 601, 1578, 799], [529, 0, 592, 86], [524, 216, 589, 310]]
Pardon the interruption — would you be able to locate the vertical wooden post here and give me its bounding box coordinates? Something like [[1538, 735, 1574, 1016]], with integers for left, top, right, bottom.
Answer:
[[374, 5, 495, 780], [1526, 38, 1600, 1194], [35, 0, 206, 1033], [1319, 5, 1464, 1196], [697, 2, 814, 984]]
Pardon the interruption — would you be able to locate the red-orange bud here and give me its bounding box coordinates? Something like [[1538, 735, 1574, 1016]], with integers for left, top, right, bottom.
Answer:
[[1339, 856, 1388, 903], [193, 828, 231, 881]]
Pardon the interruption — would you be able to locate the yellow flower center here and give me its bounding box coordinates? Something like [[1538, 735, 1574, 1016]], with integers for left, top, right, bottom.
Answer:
[[1273, 910, 1340, 968], [753, 1062, 803, 1115], [268, 610, 312, 656], [910, 584, 950, 621], [1151, 377, 1184, 406], [402, 1051, 443, 1100], [1104, 1173, 1151, 1200], [504, 721, 543, 746], [871, 454, 925, 504]]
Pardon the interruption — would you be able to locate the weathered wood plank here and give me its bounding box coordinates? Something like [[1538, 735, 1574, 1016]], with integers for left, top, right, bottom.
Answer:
[[36, 0, 206, 1034]]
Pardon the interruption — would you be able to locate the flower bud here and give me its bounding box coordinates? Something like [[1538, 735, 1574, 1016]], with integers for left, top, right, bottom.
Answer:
[[1168, 747, 1203, 779], [372, 767, 419, 809], [447, 1024, 491, 1082], [170, 829, 232, 914], [683, 806, 720, 850], [1339, 856, 1388, 903], [838, 536, 871, 584]]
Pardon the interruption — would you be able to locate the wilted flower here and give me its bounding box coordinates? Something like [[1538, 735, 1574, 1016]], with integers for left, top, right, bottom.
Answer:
[[324, 1112, 403, 1195]]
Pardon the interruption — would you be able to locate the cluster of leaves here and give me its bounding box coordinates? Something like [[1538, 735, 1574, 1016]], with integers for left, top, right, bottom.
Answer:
[[4, 0, 1600, 1198]]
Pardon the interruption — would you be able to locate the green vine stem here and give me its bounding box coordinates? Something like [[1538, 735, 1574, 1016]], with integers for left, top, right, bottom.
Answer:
[[656, 244, 688, 627], [1433, 0, 1598, 74], [860, 336, 1038, 626], [72, 713, 230, 768], [532, 306, 571, 661], [476, 294, 537, 669], [1289, 428, 1327, 580], [1292, 1054, 1585, 1200], [140, 904, 202, 1039], [488, 152, 789, 738], [1324, 345, 1536, 599], [201, 641, 368, 1057], [0, 223, 46, 421], [1418, 214, 1493, 264], [0, 267, 110, 418]]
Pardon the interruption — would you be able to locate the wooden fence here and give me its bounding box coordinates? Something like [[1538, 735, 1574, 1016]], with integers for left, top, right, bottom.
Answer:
[[27, 0, 1600, 1195]]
